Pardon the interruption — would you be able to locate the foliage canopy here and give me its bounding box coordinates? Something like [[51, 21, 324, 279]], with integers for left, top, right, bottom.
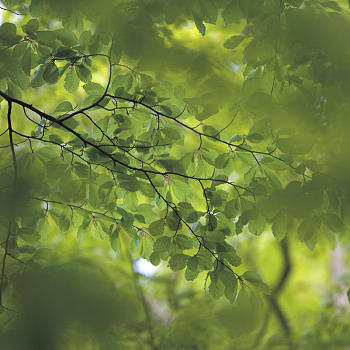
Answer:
[[0, 0, 350, 349]]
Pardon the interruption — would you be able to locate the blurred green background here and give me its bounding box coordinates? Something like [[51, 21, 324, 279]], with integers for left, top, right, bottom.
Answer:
[[1, 1, 350, 349]]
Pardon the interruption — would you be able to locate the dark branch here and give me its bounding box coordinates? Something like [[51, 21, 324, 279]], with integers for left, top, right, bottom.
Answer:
[[0, 6, 22, 15]]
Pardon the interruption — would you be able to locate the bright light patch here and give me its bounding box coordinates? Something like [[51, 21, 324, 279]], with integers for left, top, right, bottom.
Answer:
[[133, 258, 158, 277]]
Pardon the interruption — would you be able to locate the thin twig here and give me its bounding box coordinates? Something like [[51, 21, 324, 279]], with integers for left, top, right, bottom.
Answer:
[[0, 6, 22, 15]]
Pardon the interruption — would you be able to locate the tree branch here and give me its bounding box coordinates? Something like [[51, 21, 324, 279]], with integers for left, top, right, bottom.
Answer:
[[0, 101, 17, 310], [267, 238, 292, 335]]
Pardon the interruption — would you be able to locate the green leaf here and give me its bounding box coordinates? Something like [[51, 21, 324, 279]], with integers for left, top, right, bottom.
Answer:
[[49, 134, 63, 144], [220, 250, 241, 267], [119, 174, 139, 192], [77, 219, 91, 242], [298, 216, 319, 242], [149, 251, 161, 266], [224, 198, 239, 219], [219, 269, 237, 288], [162, 127, 181, 140], [221, 270, 238, 302], [215, 153, 230, 169], [236, 151, 257, 167], [62, 118, 79, 130], [271, 212, 288, 240], [23, 19, 40, 35], [242, 271, 270, 294], [76, 64, 92, 83], [260, 157, 289, 171], [31, 65, 45, 88], [7, 81, 22, 99], [247, 133, 263, 143], [193, 12, 206, 36], [207, 214, 217, 231], [71, 208, 89, 227], [140, 236, 153, 259], [55, 28, 78, 47], [200, 0, 218, 24], [116, 207, 134, 228], [205, 230, 225, 242], [168, 254, 188, 271], [21, 48, 32, 76], [222, 0, 242, 25], [202, 125, 218, 136], [54, 100, 73, 113], [172, 179, 189, 202], [73, 164, 89, 178], [50, 209, 70, 233], [244, 166, 256, 185], [43, 63, 59, 84], [8, 69, 30, 90], [264, 168, 282, 189], [149, 220, 165, 237], [36, 30, 56, 47], [197, 249, 213, 270], [248, 214, 266, 235], [55, 47, 76, 58], [208, 271, 225, 299], [224, 35, 245, 49], [154, 236, 171, 253], [322, 214, 344, 233], [231, 134, 243, 143], [110, 235, 121, 253], [224, 284, 237, 303], [185, 267, 199, 281], [36, 217, 50, 237], [187, 256, 199, 271], [83, 82, 105, 96], [0, 22, 21, 46], [36, 146, 57, 160], [243, 37, 275, 66], [30, 0, 44, 17], [175, 234, 193, 250], [64, 68, 80, 93], [166, 212, 181, 231]]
